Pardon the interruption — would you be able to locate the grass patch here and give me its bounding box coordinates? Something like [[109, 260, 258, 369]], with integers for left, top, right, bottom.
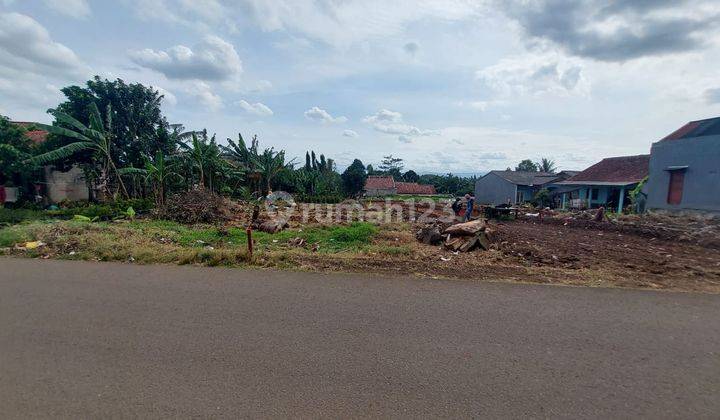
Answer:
[[0, 219, 381, 265], [0, 224, 35, 247]]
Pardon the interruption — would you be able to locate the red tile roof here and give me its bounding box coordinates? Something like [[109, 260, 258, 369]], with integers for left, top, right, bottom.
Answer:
[[396, 182, 436, 195], [25, 130, 48, 144], [566, 155, 650, 184], [364, 176, 395, 190]]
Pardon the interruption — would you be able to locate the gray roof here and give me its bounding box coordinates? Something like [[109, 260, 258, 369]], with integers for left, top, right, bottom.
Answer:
[[489, 171, 559, 186]]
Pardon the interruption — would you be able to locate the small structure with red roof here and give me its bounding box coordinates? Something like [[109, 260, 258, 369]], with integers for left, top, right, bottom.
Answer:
[[364, 175, 436, 197]]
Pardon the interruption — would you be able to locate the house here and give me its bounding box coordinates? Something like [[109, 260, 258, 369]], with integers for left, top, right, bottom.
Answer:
[[9, 122, 89, 203], [645, 117, 720, 212], [363, 176, 436, 197], [556, 154, 650, 212], [474, 171, 574, 206]]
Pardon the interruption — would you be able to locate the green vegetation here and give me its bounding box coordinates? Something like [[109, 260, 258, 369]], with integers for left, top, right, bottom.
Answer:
[[0, 220, 380, 263]]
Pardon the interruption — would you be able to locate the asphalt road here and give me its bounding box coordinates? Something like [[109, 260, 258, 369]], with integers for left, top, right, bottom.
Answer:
[[1, 258, 719, 418]]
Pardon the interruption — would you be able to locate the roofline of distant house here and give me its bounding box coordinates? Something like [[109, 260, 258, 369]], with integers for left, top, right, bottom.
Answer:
[[556, 181, 641, 186]]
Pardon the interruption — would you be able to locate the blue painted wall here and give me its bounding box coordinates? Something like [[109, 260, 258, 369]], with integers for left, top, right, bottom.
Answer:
[[646, 135, 720, 212]]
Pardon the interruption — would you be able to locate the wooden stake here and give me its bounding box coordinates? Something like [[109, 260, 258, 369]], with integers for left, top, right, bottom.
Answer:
[[246, 226, 253, 259]]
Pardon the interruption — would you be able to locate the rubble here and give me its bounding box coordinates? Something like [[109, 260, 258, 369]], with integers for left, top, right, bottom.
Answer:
[[416, 218, 491, 252]]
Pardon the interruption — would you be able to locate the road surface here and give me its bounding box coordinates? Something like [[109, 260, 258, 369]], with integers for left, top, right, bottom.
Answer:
[[1, 258, 719, 418]]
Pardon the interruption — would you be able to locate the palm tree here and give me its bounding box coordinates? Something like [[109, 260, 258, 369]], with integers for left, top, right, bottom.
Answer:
[[30, 103, 129, 199], [537, 157, 557, 173]]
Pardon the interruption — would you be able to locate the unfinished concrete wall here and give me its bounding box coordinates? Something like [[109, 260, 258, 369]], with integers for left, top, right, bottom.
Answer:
[[44, 165, 89, 203], [646, 135, 720, 212], [475, 173, 516, 205]]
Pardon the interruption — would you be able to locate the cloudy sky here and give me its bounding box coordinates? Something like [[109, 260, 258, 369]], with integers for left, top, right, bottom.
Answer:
[[1, 0, 719, 174]]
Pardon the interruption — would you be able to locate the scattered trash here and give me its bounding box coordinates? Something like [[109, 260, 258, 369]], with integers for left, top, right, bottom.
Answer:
[[21, 241, 45, 250]]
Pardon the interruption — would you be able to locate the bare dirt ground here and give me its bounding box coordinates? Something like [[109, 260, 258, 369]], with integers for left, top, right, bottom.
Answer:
[[287, 215, 720, 294]]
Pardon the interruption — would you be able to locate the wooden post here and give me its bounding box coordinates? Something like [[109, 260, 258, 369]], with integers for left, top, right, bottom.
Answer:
[[246, 226, 253, 259]]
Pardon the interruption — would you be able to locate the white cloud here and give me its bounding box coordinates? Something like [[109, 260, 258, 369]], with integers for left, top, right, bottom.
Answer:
[[477, 54, 588, 97], [304, 106, 347, 123], [240, 0, 481, 46], [154, 86, 177, 107], [398, 135, 413, 143], [343, 129, 359, 138], [362, 109, 403, 124], [0, 13, 86, 77], [253, 79, 273, 92], [129, 35, 242, 81], [455, 100, 490, 111], [237, 99, 273, 116], [363, 109, 437, 140], [183, 81, 222, 111], [43, 0, 91, 19]]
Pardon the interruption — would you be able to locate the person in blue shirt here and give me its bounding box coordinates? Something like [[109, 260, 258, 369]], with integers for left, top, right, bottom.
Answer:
[[464, 192, 475, 221]]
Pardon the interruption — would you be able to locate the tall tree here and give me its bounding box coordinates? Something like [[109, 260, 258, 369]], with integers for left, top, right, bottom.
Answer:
[[378, 155, 404, 172], [536, 157, 557, 173], [52, 76, 173, 168], [0, 115, 35, 187], [402, 170, 420, 183], [341, 159, 367, 196], [515, 159, 539, 172]]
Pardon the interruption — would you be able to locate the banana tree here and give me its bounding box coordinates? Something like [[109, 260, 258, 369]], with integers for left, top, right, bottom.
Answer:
[[177, 132, 224, 191], [221, 133, 262, 193], [29, 103, 129, 199]]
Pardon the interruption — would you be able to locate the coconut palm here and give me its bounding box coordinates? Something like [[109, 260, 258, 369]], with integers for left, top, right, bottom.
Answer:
[[537, 157, 557, 173], [29, 103, 129, 199]]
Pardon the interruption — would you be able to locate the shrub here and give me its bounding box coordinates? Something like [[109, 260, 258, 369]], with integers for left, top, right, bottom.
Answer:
[[155, 189, 231, 224]]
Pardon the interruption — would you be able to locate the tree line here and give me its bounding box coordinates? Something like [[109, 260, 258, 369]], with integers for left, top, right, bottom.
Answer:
[[1, 76, 549, 206]]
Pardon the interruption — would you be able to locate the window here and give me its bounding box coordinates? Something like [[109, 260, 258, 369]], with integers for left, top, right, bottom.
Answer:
[[591, 188, 599, 200], [516, 190, 524, 203], [667, 170, 685, 205]]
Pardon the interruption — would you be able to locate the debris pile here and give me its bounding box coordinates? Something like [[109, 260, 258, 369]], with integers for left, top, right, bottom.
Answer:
[[442, 219, 491, 252], [416, 219, 491, 252], [156, 189, 235, 224]]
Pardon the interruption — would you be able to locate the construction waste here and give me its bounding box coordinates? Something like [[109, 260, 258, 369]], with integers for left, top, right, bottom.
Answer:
[[416, 219, 491, 252]]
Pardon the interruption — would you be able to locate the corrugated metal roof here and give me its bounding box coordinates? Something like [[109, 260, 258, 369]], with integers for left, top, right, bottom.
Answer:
[[661, 117, 720, 141]]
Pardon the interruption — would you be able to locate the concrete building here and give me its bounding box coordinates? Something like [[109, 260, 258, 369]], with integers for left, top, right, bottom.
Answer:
[[556, 155, 650, 212], [474, 171, 572, 206], [646, 117, 720, 212]]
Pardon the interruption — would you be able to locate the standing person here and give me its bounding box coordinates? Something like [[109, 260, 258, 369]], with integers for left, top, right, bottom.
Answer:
[[464, 192, 475, 221], [451, 197, 462, 216]]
